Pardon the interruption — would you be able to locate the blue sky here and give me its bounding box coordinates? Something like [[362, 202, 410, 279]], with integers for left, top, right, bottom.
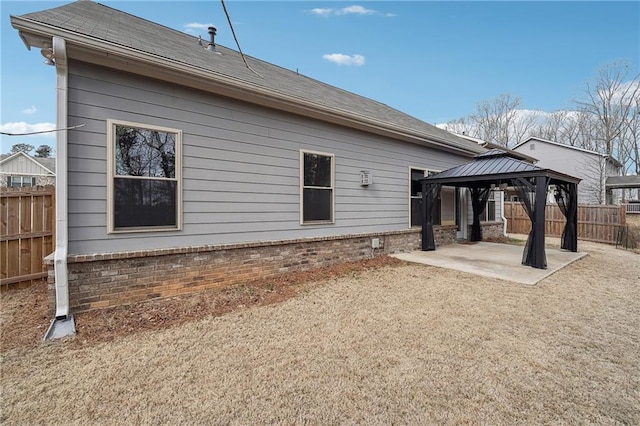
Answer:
[[1, 1, 639, 154]]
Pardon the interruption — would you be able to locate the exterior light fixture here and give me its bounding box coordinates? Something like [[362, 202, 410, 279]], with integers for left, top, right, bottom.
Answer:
[[360, 170, 372, 186], [40, 47, 55, 66]]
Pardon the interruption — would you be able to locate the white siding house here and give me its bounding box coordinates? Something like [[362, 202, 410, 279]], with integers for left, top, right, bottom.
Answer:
[[513, 137, 621, 205], [0, 152, 56, 188]]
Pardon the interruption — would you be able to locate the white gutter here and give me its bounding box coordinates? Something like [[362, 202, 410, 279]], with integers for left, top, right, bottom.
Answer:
[[52, 35, 70, 319]]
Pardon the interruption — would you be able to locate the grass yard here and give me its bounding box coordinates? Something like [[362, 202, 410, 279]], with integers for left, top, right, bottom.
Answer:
[[1, 240, 639, 424]]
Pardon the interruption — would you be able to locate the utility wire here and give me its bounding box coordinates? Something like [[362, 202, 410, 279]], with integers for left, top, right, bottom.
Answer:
[[1, 124, 85, 136], [220, 0, 263, 78]]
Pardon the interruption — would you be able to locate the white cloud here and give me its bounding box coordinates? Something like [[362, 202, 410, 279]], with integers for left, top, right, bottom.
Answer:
[[308, 5, 395, 17], [183, 22, 215, 34], [0, 122, 56, 137], [323, 53, 365, 66], [336, 5, 376, 15], [22, 106, 37, 115], [309, 8, 334, 17]]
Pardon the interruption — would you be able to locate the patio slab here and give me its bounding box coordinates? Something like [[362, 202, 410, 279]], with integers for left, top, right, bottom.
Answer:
[[390, 242, 588, 285]]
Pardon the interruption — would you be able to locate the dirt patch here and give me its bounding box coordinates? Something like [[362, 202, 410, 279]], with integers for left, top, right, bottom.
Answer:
[[1, 256, 402, 352], [0, 281, 50, 352]]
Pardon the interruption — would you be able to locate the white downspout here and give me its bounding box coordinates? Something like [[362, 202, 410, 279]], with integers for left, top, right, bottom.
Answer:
[[500, 190, 507, 236], [53, 36, 69, 319]]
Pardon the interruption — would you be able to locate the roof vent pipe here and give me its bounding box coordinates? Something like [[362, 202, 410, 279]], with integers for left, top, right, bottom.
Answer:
[[207, 26, 217, 51]]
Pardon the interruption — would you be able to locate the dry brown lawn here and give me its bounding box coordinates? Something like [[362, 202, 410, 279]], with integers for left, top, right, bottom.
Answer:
[[1, 240, 639, 424]]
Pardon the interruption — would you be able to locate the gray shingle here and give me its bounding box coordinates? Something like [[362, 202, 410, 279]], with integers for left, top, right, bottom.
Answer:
[[18, 1, 484, 155]]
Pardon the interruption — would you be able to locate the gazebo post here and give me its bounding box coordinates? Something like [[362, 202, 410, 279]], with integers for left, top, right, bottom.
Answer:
[[421, 179, 429, 251], [569, 182, 578, 252], [534, 176, 547, 268]]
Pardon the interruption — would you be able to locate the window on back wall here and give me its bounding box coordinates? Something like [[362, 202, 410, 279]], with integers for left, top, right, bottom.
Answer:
[[410, 168, 443, 227], [300, 150, 334, 224], [484, 191, 496, 221], [107, 120, 182, 233]]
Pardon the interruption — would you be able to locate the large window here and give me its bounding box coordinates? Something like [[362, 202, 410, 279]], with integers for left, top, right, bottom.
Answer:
[[107, 120, 181, 233], [300, 150, 334, 224]]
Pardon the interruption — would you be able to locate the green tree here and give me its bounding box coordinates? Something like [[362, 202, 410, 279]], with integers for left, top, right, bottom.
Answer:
[[10, 143, 35, 154], [34, 145, 53, 158]]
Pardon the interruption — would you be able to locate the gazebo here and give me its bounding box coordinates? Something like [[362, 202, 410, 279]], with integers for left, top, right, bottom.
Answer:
[[421, 150, 581, 269]]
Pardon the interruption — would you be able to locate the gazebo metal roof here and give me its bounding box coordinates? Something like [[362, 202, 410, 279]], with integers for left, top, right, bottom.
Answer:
[[423, 149, 580, 187]]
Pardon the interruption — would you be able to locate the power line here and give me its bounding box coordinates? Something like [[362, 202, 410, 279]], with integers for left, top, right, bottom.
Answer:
[[1, 124, 85, 136], [220, 0, 262, 78]]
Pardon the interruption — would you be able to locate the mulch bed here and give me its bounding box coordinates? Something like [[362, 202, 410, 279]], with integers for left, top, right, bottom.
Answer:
[[1, 256, 403, 352]]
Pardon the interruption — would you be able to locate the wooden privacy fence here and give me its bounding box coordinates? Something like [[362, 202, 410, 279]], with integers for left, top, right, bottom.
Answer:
[[1, 186, 55, 287], [504, 201, 625, 244]]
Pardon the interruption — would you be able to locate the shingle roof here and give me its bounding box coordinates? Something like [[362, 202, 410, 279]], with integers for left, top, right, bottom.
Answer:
[[424, 149, 580, 185], [34, 156, 56, 173], [15, 1, 484, 155], [605, 175, 640, 189]]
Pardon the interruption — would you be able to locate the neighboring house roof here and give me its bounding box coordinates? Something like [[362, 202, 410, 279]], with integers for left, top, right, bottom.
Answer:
[[0, 151, 56, 175], [513, 137, 623, 169], [11, 1, 485, 157], [452, 132, 538, 163], [605, 175, 640, 189], [424, 149, 580, 186]]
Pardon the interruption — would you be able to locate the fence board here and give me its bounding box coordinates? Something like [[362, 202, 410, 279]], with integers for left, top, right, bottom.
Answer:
[[0, 186, 55, 287], [504, 202, 625, 244]]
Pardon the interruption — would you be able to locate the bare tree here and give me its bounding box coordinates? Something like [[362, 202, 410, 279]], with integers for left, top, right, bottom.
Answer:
[[580, 154, 608, 204], [440, 116, 476, 137], [537, 110, 566, 142], [510, 109, 541, 146], [576, 60, 640, 158], [472, 93, 523, 147]]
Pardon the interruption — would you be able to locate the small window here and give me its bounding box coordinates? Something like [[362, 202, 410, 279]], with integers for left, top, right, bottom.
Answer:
[[485, 191, 496, 221], [107, 120, 182, 233], [8, 176, 35, 187], [300, 150, 334, 224]]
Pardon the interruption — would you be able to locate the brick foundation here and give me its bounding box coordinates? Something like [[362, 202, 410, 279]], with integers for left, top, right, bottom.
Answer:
[[46, 225, 462, 313], [476, 221, 505, 239]]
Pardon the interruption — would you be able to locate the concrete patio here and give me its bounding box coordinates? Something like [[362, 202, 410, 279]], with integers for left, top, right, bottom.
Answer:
[[391, 241, 588, 285]]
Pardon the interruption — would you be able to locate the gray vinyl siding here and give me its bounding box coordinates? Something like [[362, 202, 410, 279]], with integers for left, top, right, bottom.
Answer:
[[66, 61, 471, 254]]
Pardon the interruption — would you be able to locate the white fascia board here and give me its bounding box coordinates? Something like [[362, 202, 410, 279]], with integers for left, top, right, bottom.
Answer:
[[11, 15, 481, 158]]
